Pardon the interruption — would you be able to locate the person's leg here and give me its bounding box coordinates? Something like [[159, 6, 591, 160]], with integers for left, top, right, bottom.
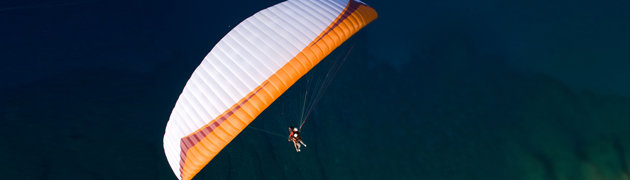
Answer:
[[293, 142, 299, 152], [300, 141, 307, 147]]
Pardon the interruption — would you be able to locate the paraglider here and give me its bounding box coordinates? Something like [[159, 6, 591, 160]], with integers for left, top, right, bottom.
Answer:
[[163, 0, 377, 179], [288, 126, 306, 152]]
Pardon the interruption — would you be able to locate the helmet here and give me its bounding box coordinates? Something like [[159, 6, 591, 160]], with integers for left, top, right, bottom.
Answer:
[[293, 127, 299, 132]]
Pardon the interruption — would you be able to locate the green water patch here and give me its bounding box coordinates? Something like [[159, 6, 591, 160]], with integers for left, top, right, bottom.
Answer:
[[509, 75, 630, 180]]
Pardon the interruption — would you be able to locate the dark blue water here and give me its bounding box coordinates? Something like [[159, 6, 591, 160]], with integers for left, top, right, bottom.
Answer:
[[2, 0, 630, 179]]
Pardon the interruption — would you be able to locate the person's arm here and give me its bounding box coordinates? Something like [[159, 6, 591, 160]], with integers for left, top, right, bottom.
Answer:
[[288, 132, 293, 141]]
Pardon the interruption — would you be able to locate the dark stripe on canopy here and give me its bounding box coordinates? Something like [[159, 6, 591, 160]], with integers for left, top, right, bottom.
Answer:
[[178, 82, 269, 178], [310, 0, 362, 47]]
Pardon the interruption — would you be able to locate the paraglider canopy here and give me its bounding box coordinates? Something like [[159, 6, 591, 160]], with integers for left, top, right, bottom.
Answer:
[[162, 0, 377, 179]]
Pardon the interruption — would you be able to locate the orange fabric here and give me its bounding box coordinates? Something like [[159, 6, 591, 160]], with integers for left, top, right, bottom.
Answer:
[[179, 2, 377, 180]]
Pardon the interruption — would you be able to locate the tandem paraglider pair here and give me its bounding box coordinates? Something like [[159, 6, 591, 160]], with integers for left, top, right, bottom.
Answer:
[[288, 126, 306, 152], [162, 0, 377, 180]]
